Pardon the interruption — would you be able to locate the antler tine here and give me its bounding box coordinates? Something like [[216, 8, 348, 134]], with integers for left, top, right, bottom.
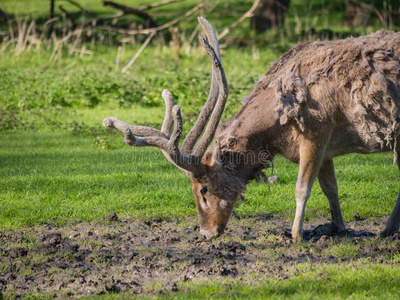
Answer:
[[123, 127, 168, 148], [160, 89, 174, 138], [181, 17, 222, 155], [103, 117, 168, 138], [198, 17, 221, 59], [104, 91, 206, 176], [192, 34, 228, 158], [103, 89, 175, 139]]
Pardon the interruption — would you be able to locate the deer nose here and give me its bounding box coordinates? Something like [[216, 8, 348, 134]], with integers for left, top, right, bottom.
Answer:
[[200, 228, 221, 240]]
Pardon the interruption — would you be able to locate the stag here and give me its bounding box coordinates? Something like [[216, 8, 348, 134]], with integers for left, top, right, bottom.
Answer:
[[103, 17, 400, 242]]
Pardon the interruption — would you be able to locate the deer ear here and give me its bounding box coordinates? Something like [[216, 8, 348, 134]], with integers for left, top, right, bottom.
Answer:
[[227, 136, 237, 148]]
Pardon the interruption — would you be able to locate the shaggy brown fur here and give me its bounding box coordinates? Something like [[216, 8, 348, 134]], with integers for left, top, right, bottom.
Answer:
[[210, 30, 400, 241], [244, 30, 400, 151]]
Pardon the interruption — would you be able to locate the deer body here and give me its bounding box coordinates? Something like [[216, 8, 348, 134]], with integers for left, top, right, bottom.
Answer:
[[104, 18, 400, 242]]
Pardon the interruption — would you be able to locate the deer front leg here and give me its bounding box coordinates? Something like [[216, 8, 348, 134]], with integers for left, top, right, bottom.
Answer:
[[318, 159, 346, 232], [381, 160, 400, 236], [381, 191, 400, 236], [292, 139, 325, 242]]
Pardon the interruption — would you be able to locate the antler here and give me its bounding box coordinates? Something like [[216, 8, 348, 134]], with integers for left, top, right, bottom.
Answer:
[[103, 17, 228, 177], [180, 17, 222, 155]]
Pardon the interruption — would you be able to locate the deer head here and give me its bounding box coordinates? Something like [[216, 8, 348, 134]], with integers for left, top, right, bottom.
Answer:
[[103, 17, 244, 240]]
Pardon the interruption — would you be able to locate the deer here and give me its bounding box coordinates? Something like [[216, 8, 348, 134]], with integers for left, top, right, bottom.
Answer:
[[103, 17, 400, 242]]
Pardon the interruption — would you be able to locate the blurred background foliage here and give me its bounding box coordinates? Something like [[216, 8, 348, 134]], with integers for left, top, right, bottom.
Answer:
[[0, 0, 399, 125]]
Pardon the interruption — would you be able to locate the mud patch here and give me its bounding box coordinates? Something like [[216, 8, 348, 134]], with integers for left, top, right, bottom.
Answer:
[[0, 213, 399, 298]]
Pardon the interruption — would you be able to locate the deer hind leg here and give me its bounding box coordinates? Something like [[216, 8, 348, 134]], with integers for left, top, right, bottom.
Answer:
[[381, 159, 400, 237], [292, 139, 326, 242], [318, 159, 346, 232]]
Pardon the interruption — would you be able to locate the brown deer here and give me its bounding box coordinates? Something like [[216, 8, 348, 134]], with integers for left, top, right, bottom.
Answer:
[[103, 17, 400, 242]]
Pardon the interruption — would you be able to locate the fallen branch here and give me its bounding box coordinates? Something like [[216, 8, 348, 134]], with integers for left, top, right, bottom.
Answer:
[[49, 0, 55, 33], [349, 0, 386, 27], [115, 45, 122, 72], [101, 1, 158, 27], [78, 11, 124, 27], [20, 20, 36, 54], [64, 61, 77, 71], [121, 31, 156, 73], [62, 0, 96, 17], [43, 17, 60, 32], [15, 19, 27, 55], [217, 0, 261, 40], [59, 5, 77, 27], [57, 0, 123, 27], [97, 3, 204, 35], [139, 0, 185, 11], [0, 38, 17, 53]]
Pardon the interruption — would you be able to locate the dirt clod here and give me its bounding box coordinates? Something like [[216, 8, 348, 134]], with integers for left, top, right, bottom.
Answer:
[[42, 232, 62, 247], [8, 247, 28, 258], [104, 213, 118, 222], [353, 211, 364, 220]]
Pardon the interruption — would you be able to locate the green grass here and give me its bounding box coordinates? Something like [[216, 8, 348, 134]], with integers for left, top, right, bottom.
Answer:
[[0, 129, 192, 228], [0, 126, 398, 229]]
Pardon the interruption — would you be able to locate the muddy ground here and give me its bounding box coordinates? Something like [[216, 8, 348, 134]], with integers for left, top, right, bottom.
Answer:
[[1, 212, 400, 298]]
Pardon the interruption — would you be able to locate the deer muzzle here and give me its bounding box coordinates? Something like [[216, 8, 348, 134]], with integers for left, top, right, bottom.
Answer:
[[200, 228, 219, 240]]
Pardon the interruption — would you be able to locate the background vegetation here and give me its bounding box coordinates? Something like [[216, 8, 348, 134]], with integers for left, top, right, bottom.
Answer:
[[1, 0, 400, 298]]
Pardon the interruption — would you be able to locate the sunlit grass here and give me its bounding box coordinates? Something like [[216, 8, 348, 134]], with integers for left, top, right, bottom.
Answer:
[[0, 126, 398, 229]]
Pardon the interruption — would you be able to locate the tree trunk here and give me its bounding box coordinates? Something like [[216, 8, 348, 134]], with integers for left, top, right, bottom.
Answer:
[[50, 0, 55, 19], [49, 0, 55, 33], [251, 0, 291, 33]]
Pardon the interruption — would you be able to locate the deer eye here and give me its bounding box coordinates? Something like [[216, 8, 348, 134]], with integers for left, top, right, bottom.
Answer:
[[200, 187, 208, 195]]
